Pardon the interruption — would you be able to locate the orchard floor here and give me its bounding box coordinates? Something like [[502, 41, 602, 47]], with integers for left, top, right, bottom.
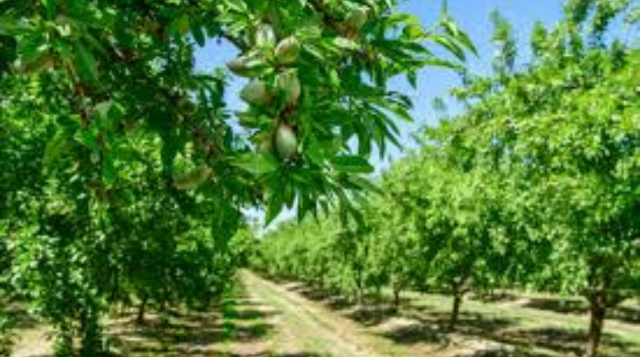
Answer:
[[9, 271, 640, 357]]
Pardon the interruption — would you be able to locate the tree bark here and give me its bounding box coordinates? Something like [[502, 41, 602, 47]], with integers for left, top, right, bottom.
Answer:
[[79, 304, 102, 357], [355, 267, 364, 305], [583, 255, 618, 357], [449, 291, 463, 331], [393, 288, 401, 313], [356, 279, 364, 305], [137, 295, 147, 324], [585, 301, 606, 357]]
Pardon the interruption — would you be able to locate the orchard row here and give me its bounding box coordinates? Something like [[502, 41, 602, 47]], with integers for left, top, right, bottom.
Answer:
[[255, 4, 640, 357]]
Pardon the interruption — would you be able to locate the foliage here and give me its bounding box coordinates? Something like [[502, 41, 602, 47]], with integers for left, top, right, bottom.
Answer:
[[449, 2, 639, 353], [0, 0, 472, 355], [256, 2, 639, 356], [450, 0, 640, 304]]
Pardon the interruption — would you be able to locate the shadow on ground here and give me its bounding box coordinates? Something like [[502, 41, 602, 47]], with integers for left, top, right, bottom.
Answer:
[[263, 274, 640, 357], [413, 310, 517, 336], [411, 311, 636, 357], [379, 322, 448, 345], [5, 305, 40, 331], [225, 354, 327, 357], [470, 292, 519, 304], [521, 298, 640, 324], [107, 297, 275, 357], [498, 327, 637, 357], [450, 348, 548, 357]]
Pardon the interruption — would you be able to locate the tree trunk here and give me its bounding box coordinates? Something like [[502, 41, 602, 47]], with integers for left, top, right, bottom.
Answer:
[[79, 302, 103, 357], [449, 292, 463, 331], [355, 268, 364, 306], [137, 296, 147, 324], [356, 279, 364, 306], [392, 288, 401, 313], [585, 301, 606, 357]]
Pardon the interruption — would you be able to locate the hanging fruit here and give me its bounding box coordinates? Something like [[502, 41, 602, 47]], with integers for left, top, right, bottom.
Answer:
[[276, 69, 301, 107], [240, 80, 273, 107], [275, 124, 298, 159], [275, 36, 300, 65], [173, 166, 212, 190], [227, 51, 269, 78], [346, 6, 369, 30]]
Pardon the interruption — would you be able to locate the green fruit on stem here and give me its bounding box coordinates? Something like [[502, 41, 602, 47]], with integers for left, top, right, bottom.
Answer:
[[227, 51, 268, 78], [174, 166, 212, 190], [276, 69, 301, 106], [240, 80, 272, 107], [275, 36, 300, 65], [346, 6, 369, 29], [276, 125, 298, 159]]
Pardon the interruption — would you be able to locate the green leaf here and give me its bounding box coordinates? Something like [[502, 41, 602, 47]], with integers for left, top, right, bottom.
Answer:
[[102, 154, 117, 187], [421, 57, 464, 71], [108, 102, 126, 123], [83, 33, 108, 55], [191, 20, 207, 47], [73, 43, 97, 82], [306, 137, 324, 165], [432, 35, 466, 61], [387, 13, 421, 26], [265, 188, 284, 224], [17, 33, 48, 63], [75, 128, 98, 149], [41, 0, 57, 19], [44, 131, 72, 169], [331, 155, 374, 174], [349, 176, 382, 194], [441, 16, 477, 56], [0, 16, 29, 35], [403, 24, 425, 40], [231, 153, 279, 175]]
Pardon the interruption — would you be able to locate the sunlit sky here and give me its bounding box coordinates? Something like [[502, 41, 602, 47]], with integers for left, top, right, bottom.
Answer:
[[193, 0, 565, 225]]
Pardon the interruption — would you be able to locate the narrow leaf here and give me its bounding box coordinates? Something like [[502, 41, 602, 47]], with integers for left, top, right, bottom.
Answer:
[[331, 155, 374, 174]]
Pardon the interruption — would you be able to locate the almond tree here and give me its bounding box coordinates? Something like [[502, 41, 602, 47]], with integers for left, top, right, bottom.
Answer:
[[450, 1, 639, 355], [1, 1, 474, 355]]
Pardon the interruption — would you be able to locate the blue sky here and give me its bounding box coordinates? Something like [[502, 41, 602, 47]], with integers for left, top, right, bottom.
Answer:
[[394, 0, 564, 121], [194, 0, 566, 225], [195, 0, 565, 163]]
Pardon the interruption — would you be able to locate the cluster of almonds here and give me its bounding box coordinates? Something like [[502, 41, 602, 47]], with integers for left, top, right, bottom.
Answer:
[[227, 24, 302, 161], [173, 5, 371, 189]]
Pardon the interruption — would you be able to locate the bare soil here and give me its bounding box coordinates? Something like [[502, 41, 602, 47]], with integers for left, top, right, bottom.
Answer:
[[13, 272, 637, 357]]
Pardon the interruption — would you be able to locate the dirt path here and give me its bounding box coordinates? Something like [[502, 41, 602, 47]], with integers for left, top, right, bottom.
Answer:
[[238, 271, 498, 357], [240, 270, 385, 357], [9, 272, 517, 357], [220, 294, 278, 357], [11, 327, 51, 357]]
